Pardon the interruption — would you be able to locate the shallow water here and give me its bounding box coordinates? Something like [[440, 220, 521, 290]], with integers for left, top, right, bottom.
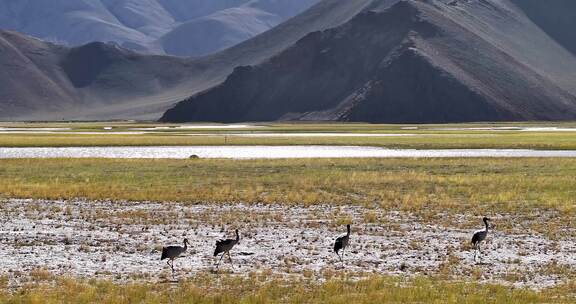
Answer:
[[213, 133, 419, 137], [1, 146, 576, 159], [428, 127, 576, 132], [0, 124, 257, 134], [129, 124, 258, 130]]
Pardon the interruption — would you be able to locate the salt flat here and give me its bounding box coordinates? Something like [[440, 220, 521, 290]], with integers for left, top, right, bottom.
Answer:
[[1, 199, 573, 289]]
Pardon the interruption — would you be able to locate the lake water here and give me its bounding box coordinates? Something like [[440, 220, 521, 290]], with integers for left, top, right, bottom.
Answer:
[[1, 146, 576, 159], [426, 127, 576, 132]]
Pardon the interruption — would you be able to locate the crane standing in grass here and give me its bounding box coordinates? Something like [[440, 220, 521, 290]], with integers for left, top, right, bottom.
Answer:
[[214, 229, 240, 269], [334, 224, 351, 264], [161, 238, 189, 277], [471, 217, 491, 262]]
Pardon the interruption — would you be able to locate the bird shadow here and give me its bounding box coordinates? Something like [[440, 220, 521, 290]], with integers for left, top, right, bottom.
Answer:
[[210, 268, 235, 274], [158, 278, 180, 284]]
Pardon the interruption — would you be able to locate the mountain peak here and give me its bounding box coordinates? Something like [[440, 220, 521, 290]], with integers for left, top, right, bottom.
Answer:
[[161, 0, 576, 123], [0, 0, 319, 57]]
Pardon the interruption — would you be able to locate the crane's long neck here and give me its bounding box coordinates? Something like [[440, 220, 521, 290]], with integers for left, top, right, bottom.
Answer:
[[183, 240, 188, 250], [346, 225, 350, 236], [484, 219, 489, 231], [235, 231, 240, 242]]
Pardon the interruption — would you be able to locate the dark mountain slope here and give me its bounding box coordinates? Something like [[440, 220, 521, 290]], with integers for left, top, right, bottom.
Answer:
[[510, 0, 576, 55], [161, 0, 576, 123], [0, 31, 77, 118], [0, 30, 198, 120], [193, 0, 389, 83]]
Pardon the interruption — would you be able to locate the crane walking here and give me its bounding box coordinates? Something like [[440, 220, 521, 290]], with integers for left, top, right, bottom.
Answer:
[[161, 238, 189, 277], [471, 217, 491, 262], [334, 224, 351, 264], [214, 229, 240, 269]]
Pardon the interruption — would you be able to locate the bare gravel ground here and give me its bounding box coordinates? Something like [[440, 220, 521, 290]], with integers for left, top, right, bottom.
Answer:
[[1, 199, 574, 289]]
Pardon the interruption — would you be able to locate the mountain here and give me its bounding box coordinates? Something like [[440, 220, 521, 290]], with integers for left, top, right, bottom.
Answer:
[[0, 0, 318, 56], [161, 0, 576, 123], [0, 30, 198, 120], [4, 0, 576, 122], [509, 0, 576, 56], [159, 0, 319, 57], [0, 0, 367, 120], [0, 30, 72, 117]]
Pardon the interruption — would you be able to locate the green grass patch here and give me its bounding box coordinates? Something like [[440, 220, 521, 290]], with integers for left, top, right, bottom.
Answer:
[[2, 132, 576, 150], [2, 122, 576, 149]]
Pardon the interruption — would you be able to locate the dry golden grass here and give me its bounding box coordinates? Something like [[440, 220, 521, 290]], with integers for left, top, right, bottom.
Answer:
[[0, 158, 574, 217], [0, 275, 574, 304]]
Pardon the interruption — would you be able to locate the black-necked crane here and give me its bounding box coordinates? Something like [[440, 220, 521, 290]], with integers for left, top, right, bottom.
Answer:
[[214, 229, 240, 269], [471, 217, 491, 262], [334, 224, 351, 264], [161, 238, 189, 277]]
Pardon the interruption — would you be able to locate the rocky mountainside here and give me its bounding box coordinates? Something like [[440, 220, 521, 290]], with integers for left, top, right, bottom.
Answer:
[[509, 0, 576, 56], [0, 0, 318, 57], [3, 0, 576, 122], [161, 0, 576, 123], [0, 0, 366, 120], [0, 30, 196, 120]]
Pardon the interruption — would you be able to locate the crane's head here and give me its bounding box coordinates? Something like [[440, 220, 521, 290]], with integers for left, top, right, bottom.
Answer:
[[483, 217, 491, 222], [184, 238, 189, 244]]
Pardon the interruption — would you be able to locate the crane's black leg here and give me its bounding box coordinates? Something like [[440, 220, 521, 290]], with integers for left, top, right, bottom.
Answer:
[[228, 252, 234, 268], [478, 244, 482, 261], [216, 253, 225, 269], [473, 244, 477, 262], [335, 251, 342, 264], [167, 259, 174, 275]]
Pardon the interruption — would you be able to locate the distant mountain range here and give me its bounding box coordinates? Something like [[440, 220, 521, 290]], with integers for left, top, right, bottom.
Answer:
[[162, 0, 576, 123], [0, 0, 318, 57], [2, 0, 576, 123]]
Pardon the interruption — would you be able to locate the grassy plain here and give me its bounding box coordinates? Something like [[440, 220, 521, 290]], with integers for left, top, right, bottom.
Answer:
[[2, 122, 576, 302], [0, 158, 574, 217], [1, 275, 574, 304]]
